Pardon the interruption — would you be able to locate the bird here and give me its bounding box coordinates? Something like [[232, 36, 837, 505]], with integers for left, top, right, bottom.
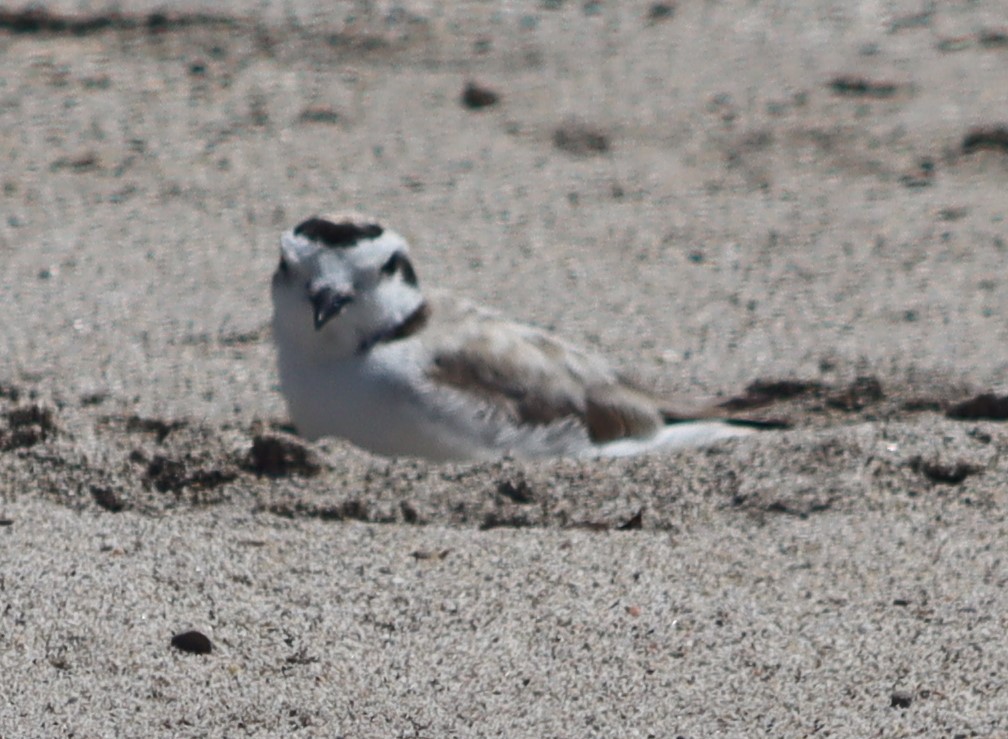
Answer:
[[270, 213, 778, 462]]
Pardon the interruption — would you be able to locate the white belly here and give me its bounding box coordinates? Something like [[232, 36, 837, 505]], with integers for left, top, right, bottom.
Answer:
[[275, 342, 753, 462], [276, 344, 495, 461]]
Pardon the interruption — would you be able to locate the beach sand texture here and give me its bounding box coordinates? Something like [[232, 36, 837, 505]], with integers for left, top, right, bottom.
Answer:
[[2, 2, 1008, 735]]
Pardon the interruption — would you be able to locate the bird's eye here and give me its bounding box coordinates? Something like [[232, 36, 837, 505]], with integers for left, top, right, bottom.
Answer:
[[380, 252, 418, 286], [380, 253, 401, 276]]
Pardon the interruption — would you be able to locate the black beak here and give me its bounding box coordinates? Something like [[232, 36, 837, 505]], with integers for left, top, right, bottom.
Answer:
[[311, 287, 353, 330]]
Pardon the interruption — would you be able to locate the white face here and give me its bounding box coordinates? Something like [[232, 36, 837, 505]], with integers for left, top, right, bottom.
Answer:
[[271, 215, 424, 358]]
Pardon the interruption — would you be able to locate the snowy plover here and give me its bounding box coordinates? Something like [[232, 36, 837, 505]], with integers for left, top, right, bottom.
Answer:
[[271, 214, 774, 461]]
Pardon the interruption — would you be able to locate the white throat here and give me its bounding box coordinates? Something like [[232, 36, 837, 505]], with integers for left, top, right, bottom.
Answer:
[[274, 277, 426, 361]]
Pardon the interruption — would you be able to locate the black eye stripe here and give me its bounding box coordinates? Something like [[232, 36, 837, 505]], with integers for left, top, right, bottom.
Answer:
[[399, 258, 418, 286], [381, 252, 419, 286]]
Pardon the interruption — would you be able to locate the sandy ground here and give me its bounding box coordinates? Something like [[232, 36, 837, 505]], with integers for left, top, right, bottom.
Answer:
[[2, 1, 1008, 735]]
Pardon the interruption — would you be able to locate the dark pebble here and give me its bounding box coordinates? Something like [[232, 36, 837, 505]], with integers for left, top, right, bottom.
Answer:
[[890, 689, 913, 708], [171, 630, 213, 655], [461, 82, 500, 110]]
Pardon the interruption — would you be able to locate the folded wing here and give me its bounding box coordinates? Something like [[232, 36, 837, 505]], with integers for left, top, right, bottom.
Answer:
[[425, 308, 666, 443]]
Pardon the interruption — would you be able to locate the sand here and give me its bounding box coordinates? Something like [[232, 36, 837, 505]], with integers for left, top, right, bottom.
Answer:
[[2, 1, 1007, 735]]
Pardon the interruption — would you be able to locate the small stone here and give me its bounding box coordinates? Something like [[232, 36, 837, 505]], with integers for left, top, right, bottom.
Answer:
[[647, 3, 676, 22], [171, 630, 213, 655], [461, 82, 500, 110], [890, 689, 913, 708]]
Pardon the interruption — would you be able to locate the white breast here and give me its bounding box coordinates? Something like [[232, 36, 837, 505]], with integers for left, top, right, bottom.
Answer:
[[275, 338, 494, 461]]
